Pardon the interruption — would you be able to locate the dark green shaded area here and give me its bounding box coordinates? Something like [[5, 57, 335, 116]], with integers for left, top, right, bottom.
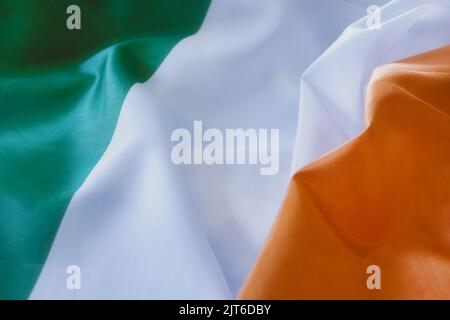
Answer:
[[0, 0, 210, 299]]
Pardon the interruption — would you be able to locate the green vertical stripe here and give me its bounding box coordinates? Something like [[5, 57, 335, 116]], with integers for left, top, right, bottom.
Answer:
[[0, 0, 210, 299]]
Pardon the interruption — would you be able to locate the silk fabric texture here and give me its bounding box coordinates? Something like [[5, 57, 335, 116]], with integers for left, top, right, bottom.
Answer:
[[240, 45, 450, 299]]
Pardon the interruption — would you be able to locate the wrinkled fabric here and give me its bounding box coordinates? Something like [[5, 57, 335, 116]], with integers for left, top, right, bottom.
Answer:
[[293, 0, 450, 170], [30, 0, 388, 299], [3, 0, 450, 300], [0, 0, 210, 299], [239, 45, 450, 299]]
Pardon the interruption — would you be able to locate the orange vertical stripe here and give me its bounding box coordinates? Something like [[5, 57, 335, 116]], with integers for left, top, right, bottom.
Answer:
[[239, 45, 450, 299]]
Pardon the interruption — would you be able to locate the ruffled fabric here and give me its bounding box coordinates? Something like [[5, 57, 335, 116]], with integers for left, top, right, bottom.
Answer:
[[239, 45, 450, 299]]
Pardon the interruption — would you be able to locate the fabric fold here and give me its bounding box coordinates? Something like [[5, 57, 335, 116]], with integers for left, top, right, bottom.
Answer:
[[239, 45, 450, 299]]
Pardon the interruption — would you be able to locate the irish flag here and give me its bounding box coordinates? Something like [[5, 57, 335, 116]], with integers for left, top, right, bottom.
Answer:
[[1, 0, 450, 300]]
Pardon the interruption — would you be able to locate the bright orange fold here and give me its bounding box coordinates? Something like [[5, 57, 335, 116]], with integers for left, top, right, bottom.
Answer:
[[239, 45, 450, 299]]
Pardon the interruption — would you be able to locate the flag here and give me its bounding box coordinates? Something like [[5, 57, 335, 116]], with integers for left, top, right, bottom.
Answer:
[[1, 0, 450, 300]]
